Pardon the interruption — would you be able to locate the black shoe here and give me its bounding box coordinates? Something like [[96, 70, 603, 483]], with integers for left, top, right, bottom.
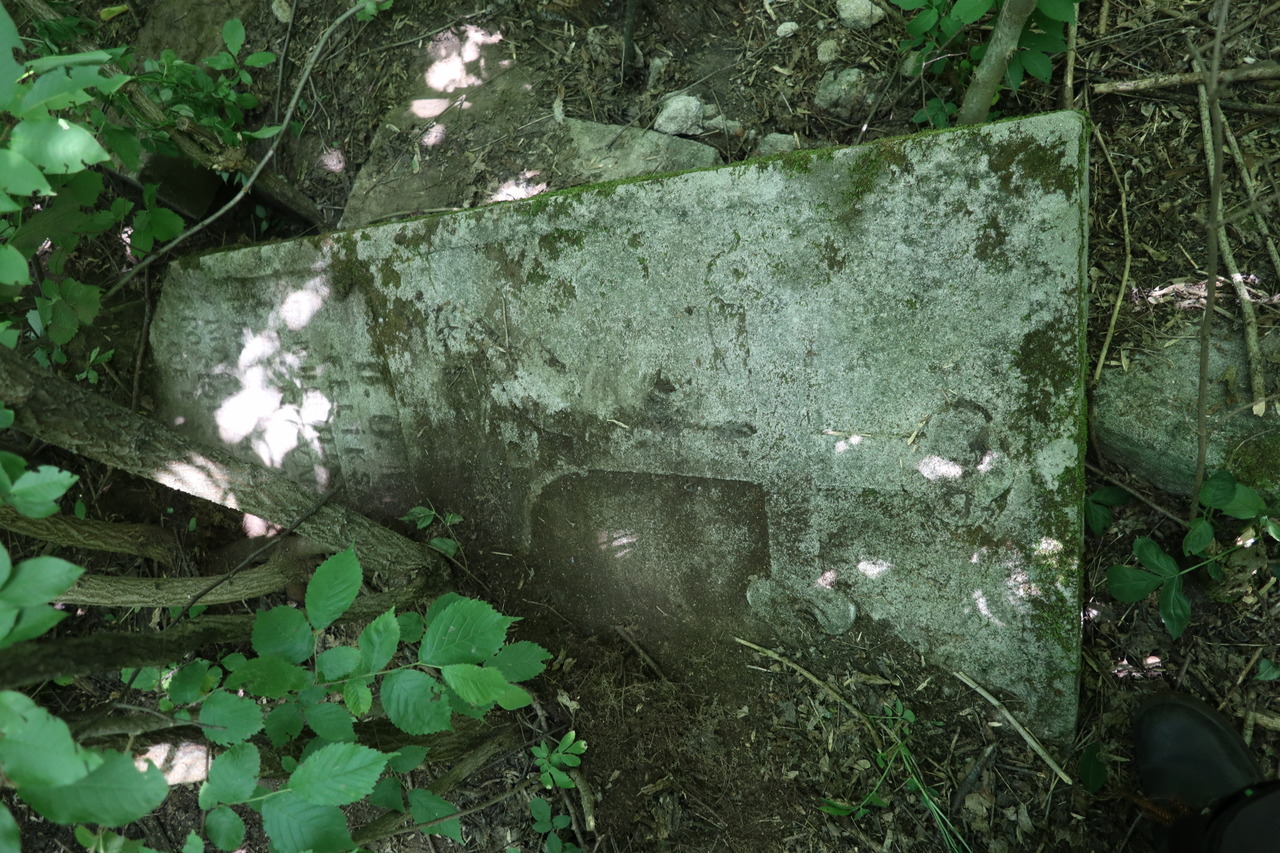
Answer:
[[1133, 692, 1266, 813]]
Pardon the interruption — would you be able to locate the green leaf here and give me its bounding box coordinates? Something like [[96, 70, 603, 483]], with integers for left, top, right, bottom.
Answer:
[[0, 244, 29, 287], [253, 605, 314, 663], [440, 663, 513, 706], [1020, 49, 1053, 83], [0, 602, 68, 647], [244, 51, 276, 68], [199, 743, 260, 808], [1078, 742, 1106, 793], [951, 0, 993, 24], [359, 608, 400, 674], [0, 806, 19, 851], [1036, 0, 1078, 22], [1255, 659, 1280, 681], [0, 690, 95, 787], [343, 678, 373, 717], [487, 640, 551, 682], [205, 805, 246, 851], [382, 669, 452, 735], [905, 7, 939, 38], [408, 790, 462, 841], [494, 682, 533, 710], [168, 659, 213, 705], [1084, 500, 1111, 537], [199, 690, 264, 745], [1133, 537, 1179, 578], [265, 701, 304, 746], [1158, 577, 1191, 639], [1199, 470, 1238, 509], [224, 655, 311, 699], [420, 597, 515, 666], [396, 611, 425, 643], [4, 465, 77, 518], [289, 742, 388, 805], [8, 116, 110, 174], [0, 149, 52, 196], [221, 19, 246, 57], [388, 745, 428, 773], [304, 701, 355, 742], [1221, 484, 1268, 520], [1089, 485, 1131, 507], [1182, 518, 1215, 556], [1106, 564, 1164, 602], [261, 791, 354, 853], [305, 546, 362, 630], [21, 750, 167, 826], [316, 645, 361, 681], [0, 555, 82, 605], [368, 775, 405, 812]]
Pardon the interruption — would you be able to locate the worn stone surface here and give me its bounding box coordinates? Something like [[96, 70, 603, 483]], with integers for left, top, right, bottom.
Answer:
[[151, 111, 1089, 738]]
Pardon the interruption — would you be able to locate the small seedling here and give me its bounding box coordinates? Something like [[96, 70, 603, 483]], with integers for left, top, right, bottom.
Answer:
[[532, 730, 587, 789], [529, 796, 581, 853]]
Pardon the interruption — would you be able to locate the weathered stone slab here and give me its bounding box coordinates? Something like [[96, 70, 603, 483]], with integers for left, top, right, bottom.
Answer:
[[151, 111, 1089, 739]]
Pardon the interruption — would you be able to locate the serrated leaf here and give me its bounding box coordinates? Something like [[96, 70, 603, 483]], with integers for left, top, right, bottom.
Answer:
[[440, 663, 512, 706], [1020, 49, 1053, 83], [1183, 518, 1215, 556], [21, 750, 167, 826], [1106, 564, 1164, 602], [289, 742, 387, 805], [1133, 537, 1179, 578], [1159, 577, 1191, 639], [420, 597, 515, 666], [397, 611, 425, 643], [265, 701, 304, 746], [0, 603, 67, 648], [200, 743, 260, 808], [0, 690, 95, 787], [382, 669, 452, 735], [205, 805, 245, 851], [487, 640, 551, 682], [388, 745, 428, 773], [905, 7, 939, 38], [306, 546, 361, 630], [359, 608, 400, 674], [224, 655, 311, 699], [199, 690, 264, 746], [316, 645, 361, 681], [408, 790, 462, 841], [0, 555, 82, 605], [253, 606, 314, 663], [1084, 500, 1111, 537], [168, 659, 213, 705], [4, 466, 77, 518], [261, 791, 353, 853], [368, 775, 405, 812], [343, 678, 372, 717], [1200, 471, 1237, 509], [304, 702, 354, 742], [1036, 0, 1078, 22]]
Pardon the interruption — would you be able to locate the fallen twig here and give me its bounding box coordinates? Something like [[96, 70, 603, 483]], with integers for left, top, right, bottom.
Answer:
[[951, 670, 1072, 786], [1093, 61, 1280, 94]]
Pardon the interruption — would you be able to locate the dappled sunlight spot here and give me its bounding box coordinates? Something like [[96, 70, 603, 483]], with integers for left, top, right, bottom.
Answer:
[[136, 741, 209, 786], [918, 454, 963, 480], [815, 568, 838, 589], [821, 429, 863, 453], [1112, 656, 1165, 678], [424, 25, 504, 93], [421, 122, 447, 147], [972, 589, 1006, 626], [279, 286, 326, 330], [252, 390, 332, 468], [412, 98, 456, 120], [155, 457, 238, 508], [857, 559, 891, 578], [597, 528, 637, 559], [218, 382, 283, 444], [977, 449, 1000, 473], [489, 171, 548, 202], [243, 514, 281, 538]]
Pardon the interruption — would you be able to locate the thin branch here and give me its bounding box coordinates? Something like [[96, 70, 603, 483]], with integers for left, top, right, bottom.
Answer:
[[1093, 61, 1280, 94], [952, 670, 1072, 786]]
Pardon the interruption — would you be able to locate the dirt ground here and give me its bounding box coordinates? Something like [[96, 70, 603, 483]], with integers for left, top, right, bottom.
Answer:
[[6, 0, 1280, 851]]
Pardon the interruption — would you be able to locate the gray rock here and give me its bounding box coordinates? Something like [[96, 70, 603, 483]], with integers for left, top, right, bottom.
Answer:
[[837, 0, 885, 29], [654, 94, 706, 136], [755, 132, 799, 156], [814, 68, 870, 117]]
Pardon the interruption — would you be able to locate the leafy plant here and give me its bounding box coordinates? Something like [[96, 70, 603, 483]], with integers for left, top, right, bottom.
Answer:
[[132, 19, 281, 149], [532, 729, 587, 790], [527, 796, 581, 853], [820, 701, 971, 852], [1085, 484, 1131, 537], [401, 503, 464, 557], [1107, 471, 1278, 639], [888, 0, 1082, 126]]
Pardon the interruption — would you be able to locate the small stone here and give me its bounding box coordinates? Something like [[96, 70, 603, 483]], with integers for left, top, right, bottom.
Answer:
[[776, 21, 800, 38], [837, 0, 885, 29], [813, 68, 868, 118], [755, 132, 799, 156], [816, 39, 840, 64], [653, 94, 705, 136]]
